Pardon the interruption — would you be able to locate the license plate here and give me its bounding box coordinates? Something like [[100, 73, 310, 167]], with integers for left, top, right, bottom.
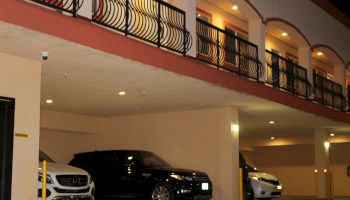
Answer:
[[276, 185, 282, 190], [202, 182, 209, 190]]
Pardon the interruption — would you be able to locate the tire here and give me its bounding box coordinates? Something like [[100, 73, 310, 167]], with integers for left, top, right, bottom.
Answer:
[[150, 184, 175, 200], [247, 188, 255, 200]]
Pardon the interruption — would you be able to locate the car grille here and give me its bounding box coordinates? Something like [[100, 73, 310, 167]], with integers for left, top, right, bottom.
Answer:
[[52, 196, 92, 200], [193, 174, 210, 182], [56, 175, 88, 187], [265, 179, 280, 185], [53, 187, 90, 194], [271, 191, 281, 196]]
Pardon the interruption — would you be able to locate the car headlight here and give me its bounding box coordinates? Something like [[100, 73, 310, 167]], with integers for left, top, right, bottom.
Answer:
[[38, 173, 54, 184], [170, 174, 193, 181], [88, 175, 93, 184]]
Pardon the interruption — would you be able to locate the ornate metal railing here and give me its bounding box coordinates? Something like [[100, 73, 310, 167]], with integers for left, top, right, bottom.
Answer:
[[92, 0, 192, 55], [265, 50, 313, 98], [30, 0, 83, 16], [313, 73, 346, 110], [196, 19, 263, 81]]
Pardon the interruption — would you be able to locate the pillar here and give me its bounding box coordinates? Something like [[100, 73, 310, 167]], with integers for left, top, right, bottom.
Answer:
[[314, 129, 330, 199], [218, 107, 239, 200], [248, 19, 266, 82], [167, 0, 196, 57], [298, 46, 313, 97]]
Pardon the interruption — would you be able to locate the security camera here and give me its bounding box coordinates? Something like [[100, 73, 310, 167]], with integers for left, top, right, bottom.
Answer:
[[41, 51, 49, 60]]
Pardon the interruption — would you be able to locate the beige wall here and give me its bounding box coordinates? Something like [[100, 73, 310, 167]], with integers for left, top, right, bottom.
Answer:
[[41, 107, 240, 200], [265, 34, 298, 61], [243, 143, 350, 197], [0, 52, 41, 200]]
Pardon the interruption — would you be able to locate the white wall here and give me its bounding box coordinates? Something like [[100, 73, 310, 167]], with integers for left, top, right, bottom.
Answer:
[[0, 52, 41, 200], [41, 107, 240, 200]]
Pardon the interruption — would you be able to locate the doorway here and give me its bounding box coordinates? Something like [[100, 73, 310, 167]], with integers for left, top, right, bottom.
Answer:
[[0, 97, 15, 200]]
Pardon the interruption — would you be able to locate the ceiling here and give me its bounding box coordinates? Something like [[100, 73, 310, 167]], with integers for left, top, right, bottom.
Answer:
[[0, 20, 349, 149]]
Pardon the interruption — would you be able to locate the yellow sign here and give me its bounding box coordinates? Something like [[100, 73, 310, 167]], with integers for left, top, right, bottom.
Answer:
[[15, 133, 28, 138]]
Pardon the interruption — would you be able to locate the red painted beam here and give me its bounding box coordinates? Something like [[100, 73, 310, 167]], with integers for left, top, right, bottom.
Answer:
[[1, 0, 350, 124]]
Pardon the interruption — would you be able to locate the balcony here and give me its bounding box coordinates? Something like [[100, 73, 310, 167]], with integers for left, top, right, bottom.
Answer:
[[265, 50, 312, 99], [20, 0, 350, 113], [313, 73, 346, 110], [196, 19, 263, 81]]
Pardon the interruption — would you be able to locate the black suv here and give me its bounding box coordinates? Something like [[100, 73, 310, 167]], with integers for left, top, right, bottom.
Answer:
[[69, 150, 212, 200]]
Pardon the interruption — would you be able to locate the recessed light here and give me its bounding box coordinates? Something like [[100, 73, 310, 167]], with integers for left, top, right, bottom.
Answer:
[[270, 136, 275, 140], [281, 32, 288, 37], [197, 13, 201, 17], [317, 51, 323, 56], [269, 121, 275, 124], [118, 91, 126, 96], [46, 99, 53, 104], [330, 133, 335, 137], [232, 5, 238, 10]]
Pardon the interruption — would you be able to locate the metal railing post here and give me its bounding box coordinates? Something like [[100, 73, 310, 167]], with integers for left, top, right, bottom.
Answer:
[[256, 51, 260, 82], [72, 0, 77, 17], [157, 2, 161, 48], [216, 29, 220, 69], [125, 0, 129, 36], [183, 14, 187, 56]]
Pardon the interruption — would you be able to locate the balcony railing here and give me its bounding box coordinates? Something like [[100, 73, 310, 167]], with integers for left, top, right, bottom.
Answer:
[[92, 0, 192, 55], [348, 86, 350, 111], [313, 73, 346, 110], [196, 19, 263, 81], [30, 0, 83, 16], [265, 50, 312, 98]]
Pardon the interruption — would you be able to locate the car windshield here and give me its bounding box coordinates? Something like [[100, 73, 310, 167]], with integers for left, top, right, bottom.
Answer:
[[139, 152, 171, 168], [247, 164, 258, 172], [39, 151, 55, 163]]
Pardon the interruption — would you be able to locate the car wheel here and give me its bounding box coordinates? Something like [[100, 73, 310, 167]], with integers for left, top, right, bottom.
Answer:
[[247, 188, 255, 200], [150, 184, 174, 200]]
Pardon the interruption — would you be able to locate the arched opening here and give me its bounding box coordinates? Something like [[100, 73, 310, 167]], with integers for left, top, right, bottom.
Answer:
[[264, 18, 312, 98], [311, 45, 347, 109]]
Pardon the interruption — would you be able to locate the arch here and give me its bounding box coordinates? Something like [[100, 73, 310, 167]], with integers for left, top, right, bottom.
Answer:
[[235, 0, 264, 21], [265, 18, 311, 48], [311, 44, 346, 68]]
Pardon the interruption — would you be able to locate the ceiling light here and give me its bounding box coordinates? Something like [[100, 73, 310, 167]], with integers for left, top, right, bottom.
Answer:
[[330, 133, 335, 137], [270, 136, 275, 140], [324, 141, 330, 148], [317, 51, 323, 56], [231, 123, 239, 132], [118, 91, 126, 96], [281, 32, 288, 37], [232, 5, 238, 10], [197, 13, 201, 17], [269, 121, 275, 124], [46, 99, 53, 104], [314, 169, 318, 173]]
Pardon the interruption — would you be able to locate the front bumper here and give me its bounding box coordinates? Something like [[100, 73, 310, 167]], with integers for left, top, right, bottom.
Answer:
[[251, 179, 282, 198], [38, 182, 95, 200], [173, 181, 212, 200]]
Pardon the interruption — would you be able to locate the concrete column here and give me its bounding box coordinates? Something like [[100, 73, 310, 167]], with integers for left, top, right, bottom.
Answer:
[[167, 0, 196, 57], [314, 129, 330, 199], [298, 47, 313, 85], [334, 65, 347, 97], [248, 19, 266, 82], [218, 107, 239, 200]]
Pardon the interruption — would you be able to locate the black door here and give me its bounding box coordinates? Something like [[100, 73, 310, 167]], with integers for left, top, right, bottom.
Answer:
[[0, 97, 15, 200]]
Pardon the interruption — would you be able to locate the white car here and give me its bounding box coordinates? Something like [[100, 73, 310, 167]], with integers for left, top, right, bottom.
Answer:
[[247, 164, 282, 200], [38, 151, 95, 200]]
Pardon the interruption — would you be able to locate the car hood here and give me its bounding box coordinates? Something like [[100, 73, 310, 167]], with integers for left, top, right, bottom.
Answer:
[[39, 162, 89, 175], [249, 172, 278, 181]]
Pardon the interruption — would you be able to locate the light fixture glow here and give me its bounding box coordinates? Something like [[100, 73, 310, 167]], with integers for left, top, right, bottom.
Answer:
[[323, 169, 328, 173], [232, 5, 238, 10], [314, 169, 318, 173], [281, 32, 288, 37], [269, 121, 275, 124], [270, 136, 275, 140], [324, 141, 330, 148], [118, 91, 126, 96], [330, 133, 335, 137], [317, 51, 323, 56], [231, 123, 239, 132], [46, 99, 53, 104], [197, 13, 201, 17]]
